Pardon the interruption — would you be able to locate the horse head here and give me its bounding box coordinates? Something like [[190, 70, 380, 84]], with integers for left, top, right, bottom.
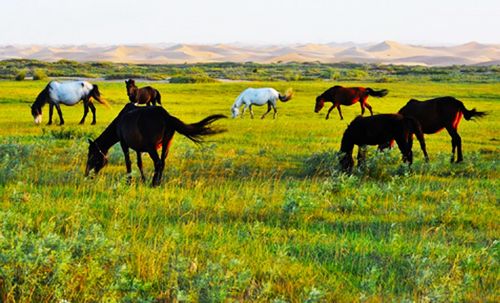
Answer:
[[85, 139, 108, 176], [31, 104, 42, 124], [231, 106, 239, 118], [125, 79, 137, 97], [314, 96, 325, 113]]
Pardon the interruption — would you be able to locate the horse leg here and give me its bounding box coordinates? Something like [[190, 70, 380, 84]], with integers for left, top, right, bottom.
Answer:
[[48, 103, 54, 125], [120, 142, 132, 184], [240, 104, 247, 118], [261, 103, 272, 119], [136, 151, 146, 182], [148, 149, 162, 187], [89, 102, 97, 125], [446, 126, 462, 163], [272, 104, 278, 119], [79, 100, 89, 124], [55, 104, 64, 125], [364, 102, 373, 116], [157, 131, 174, 185], [325, 104, 335, 120], [357, 146, 367, 168], [337, 105, 344, 120], [249, 105, 254, 119]]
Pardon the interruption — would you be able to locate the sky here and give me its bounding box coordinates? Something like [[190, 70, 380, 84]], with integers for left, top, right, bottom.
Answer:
[[0, 0, 499, 45]]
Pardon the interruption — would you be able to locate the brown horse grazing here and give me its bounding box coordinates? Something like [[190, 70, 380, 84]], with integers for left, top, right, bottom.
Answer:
[[85, 103, 226, 187], [394, 97, 486, 163], [339, 114, 428, 173], [125, 79, 162, 106], [315, 86, 388, 120]]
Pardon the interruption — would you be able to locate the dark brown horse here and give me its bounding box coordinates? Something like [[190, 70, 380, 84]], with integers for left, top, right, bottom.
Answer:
[[85, 103, 225, 186], [125, 79, 162, 106], [392, 97, 486, 163], [340, 114, 428, 172], [315, 86, 388, 120]]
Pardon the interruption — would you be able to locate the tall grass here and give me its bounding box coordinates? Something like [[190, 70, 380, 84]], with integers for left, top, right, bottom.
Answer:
[[0, 80, 498, 302]]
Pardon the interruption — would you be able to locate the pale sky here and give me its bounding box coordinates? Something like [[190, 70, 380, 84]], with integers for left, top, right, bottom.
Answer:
[[1, 0, 499, 45]]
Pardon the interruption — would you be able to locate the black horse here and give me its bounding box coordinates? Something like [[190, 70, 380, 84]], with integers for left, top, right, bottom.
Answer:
[[385, 97, 486, 163], [85, 104, 226, 186], [340, 114, 428, 172], [125, 79, 162, 106]]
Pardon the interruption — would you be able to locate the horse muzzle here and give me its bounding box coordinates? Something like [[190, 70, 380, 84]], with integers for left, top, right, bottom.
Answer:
[[34, 115, 42, 124]]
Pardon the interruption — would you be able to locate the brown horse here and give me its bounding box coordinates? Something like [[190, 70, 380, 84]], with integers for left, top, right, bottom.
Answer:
[[315, 86, 388, 120], [394, 97, 486, 163], [125, 79, 162, 106], [340, 114, 428, 172]]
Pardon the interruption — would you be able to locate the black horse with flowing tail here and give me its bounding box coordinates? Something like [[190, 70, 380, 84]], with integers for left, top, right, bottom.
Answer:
[[85, 104, 226, 186], [380, 96, 487, 163], [125, 79, 162, 106], [340, 114, 428, 172], [315, 86, 388, 120]]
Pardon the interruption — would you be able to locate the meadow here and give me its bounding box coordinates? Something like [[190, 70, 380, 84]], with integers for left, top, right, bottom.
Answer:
[[0, 79, 498, 302]]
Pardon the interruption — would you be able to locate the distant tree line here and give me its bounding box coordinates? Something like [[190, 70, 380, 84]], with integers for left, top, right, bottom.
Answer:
[[1, 59, 498, 83]]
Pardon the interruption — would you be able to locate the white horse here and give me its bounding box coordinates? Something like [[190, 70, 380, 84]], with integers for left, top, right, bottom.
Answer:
[[30, 80, 108, 125], [230, 88, 293, 119]]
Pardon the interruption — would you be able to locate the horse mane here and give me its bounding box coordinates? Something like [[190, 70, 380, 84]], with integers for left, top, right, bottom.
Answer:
[[32, 82, 52, 109]]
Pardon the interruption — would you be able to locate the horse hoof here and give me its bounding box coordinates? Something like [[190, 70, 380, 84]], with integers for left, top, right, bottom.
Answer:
[[91, 122, 96, 125]]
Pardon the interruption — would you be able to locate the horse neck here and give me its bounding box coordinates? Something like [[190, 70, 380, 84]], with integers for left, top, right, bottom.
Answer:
[[33, 87, 49, 109], [94, 119, 119, 153], [340, 133, 354, 155]]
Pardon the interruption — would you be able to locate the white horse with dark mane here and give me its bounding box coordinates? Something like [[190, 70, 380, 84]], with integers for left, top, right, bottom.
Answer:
[[231, 88, 293, 119], [30, 80, 108, 125]]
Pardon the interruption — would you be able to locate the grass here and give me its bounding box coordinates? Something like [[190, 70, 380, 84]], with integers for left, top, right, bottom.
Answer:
[[0, 79, 498, 302]]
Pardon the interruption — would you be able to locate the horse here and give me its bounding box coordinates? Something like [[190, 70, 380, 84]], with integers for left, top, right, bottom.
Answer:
[[381, 96, 487, 163], [85, 103, 226, 187], [230, 88, 293, 119], [30, 80, 108, 125], [339, 114, 428, 173], [315, 86, 388, 120], [125, 79, 162, 106]]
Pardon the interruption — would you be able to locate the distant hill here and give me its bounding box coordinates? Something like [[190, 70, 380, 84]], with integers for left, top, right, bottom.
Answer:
[[1, 41, 499, 66]]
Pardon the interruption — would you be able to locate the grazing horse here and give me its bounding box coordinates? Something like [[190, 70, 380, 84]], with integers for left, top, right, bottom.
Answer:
[[315, 86, 388, 120], [387, 97, 486, 163], [339, 114, 428, 172], [85, 103, 226, 187], [125, 79, 162, 106], [30, 80, 107, 125], [231, 88, 293, 119]]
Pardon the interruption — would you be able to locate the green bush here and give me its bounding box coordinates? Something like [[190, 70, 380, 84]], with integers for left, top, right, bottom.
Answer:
[[169, 75, 218, 83], [32, 69, 48, 80], [14, 70, 26, 81]]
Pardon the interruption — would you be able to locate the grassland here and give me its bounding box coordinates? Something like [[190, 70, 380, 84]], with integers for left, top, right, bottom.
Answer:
[[0, 79, 498, 302]]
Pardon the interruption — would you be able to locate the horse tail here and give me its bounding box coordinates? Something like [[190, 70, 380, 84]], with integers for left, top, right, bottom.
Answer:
[[457, 100, 487, 120], [366, 88, 389, 98], [278, 88, 294, 102], [91, 84, 111, 108], [155, 89, 162, 106], [166, 114, 227, 143]]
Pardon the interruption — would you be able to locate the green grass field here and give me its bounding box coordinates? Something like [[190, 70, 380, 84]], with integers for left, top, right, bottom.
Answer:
[[0, 80, 498, 302]]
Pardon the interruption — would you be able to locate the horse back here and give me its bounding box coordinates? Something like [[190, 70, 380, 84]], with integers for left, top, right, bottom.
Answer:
[[399, 97, 460, 133]]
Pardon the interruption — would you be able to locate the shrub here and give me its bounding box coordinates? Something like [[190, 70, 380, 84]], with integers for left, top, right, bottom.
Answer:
[[169, 75, 218, 83], [14, 70, 26, 81], [32, 69, 48, 80]]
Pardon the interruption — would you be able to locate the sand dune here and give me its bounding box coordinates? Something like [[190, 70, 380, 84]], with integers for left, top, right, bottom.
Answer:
[[0, 41, 498, 66]]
